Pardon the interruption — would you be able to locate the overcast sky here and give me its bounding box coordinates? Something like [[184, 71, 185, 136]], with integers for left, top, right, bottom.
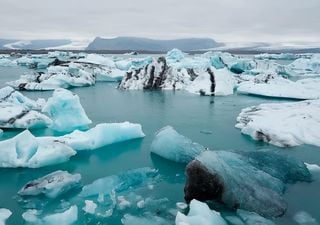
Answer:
[[1, 0, 319, 43]]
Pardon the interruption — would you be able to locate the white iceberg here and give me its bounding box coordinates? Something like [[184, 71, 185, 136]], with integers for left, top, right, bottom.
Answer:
[[0, 130, 76, 168], [0, 104, 51, 129], [82, 200, 97, 214], [78, 54, 115, 67], [94, 67, 126, 82], [237, 75, 320, 99], [7, 63, 95, 91], [42, 88, 92, 132], [0, 57, 16, 67], [176, 199, 227, 225], [46, 122, 145, 151], [185, 68, 236, 96], [236, 100, 320, 147], [289, 54, 320, 76], [166, 48, 185, 62], [0, 208, 12, 225], [22, 205, 78, 225], [150, 126, 206, 163], [18, 171, 81, 198]]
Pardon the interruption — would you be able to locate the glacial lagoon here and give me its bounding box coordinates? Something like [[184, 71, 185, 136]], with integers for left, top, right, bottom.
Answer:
[[0, 57, 319, 225]]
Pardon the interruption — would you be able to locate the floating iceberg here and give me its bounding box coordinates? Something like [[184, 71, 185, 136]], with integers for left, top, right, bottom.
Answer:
[[0, 208, 12, 225], [289, 54, 320, 76], [122, 214, 170, 225], [185, 150, 311, 217], [176, 199, 227, 225], [7, 63, 95, 91], [0, 130, 76, 168], [78, 54, 115, 67], [79, 167, 158, 197], [224, 209, 276, 225], [151, 126, 206, 163], [94, 67, 126, 82], [0, 86, 45, 110], [42, 88, 92, 132], [166, 48, 185, 62], [45, 122, 145, 151], [255, 53, 300, 60], [237, 75, 320, 99], [185, 68, 236, 96], [236, 99, 320, 147], [22, 205, 78, 225], [0, 57, 16, 67], [18, 171, 81, 198]]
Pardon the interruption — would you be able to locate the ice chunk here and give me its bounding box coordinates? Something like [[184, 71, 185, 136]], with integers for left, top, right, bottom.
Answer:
[[22, 205, 78, 225], [78, 54, 116, 67], [236, 100, 320, 147], [0, 86, 45, 110], [237, 75, 320, 99], [166, 49, 185, 62], [150, 126, 206, 163], [18, 171, 81, 198], [175, 199, 227, 225], [0, 130, 76, 168], [94, 67, 126, 82], [255, 53, 299, 60], [7, 63, 95, 91], [0, 57, 16, 67], [305, 163, 320, 173], [42, 88, 92, 132], [0, 103, 51, 129], [48, 122, 145, 151], [83, 200, 97, 214], [79, 167, 158, 197], [289, 54, 320, 76], [185, 67, 235, 96], [185, 150, 311, 217], [293, 211, 318, 225], [0, 208, 12, 225]]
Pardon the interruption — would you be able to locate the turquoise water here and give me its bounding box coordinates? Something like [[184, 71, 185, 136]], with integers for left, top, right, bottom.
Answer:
[[0, 65, 319, 224]]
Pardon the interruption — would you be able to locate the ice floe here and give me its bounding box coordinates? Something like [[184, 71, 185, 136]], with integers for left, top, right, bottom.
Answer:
[[237, 75, 320, 99], [289, 54, 320, 76], [0, 130, 76, 168], [18, 171, 81, 198], [0, 208, 12, 225], [236, 100, 320, 147], [22, 205, 78, 225], [42, 88, 92, 132], [176, 199, 227, 225]]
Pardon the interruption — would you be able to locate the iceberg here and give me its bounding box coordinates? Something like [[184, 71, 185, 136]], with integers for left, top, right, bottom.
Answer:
[[79, 167, 158, 197], [237, 75, 320, 99], [185, 68, 236, 96], [42, 88, 92, 132], [46, 122, 145, 151], [0, 57, 16, 67], [224, 210, 276, 225], [0, 208, 12, 225], [289, 54, 320, 76], [166, 48, 185, 62], [22, 205, 78, 225], [236, 99, 320, 147], [0, 86, 45, 110], [0, 130, 76, 168], [122, 214, 170, 225], [7, 63, 95, 91], [94, 67, 126, 82], [175, 199, 227, 225], [184, 150, 311, 217], [254, 53, 300, 60], [0, 104, 51, 129], [18, 171, 81, 198], [78, 54, 116, 67], [150, 126, 206, 163]]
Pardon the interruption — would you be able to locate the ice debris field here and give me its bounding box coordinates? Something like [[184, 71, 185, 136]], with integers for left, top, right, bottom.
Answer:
[[0, 49, 319, 225]]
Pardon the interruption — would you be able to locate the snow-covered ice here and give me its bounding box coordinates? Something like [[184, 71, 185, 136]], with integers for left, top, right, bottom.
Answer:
[[42, 88, 92, 132], [18, 171, 81, 198], [236, 100, 320, 147], [289, 54, 320, 76], [0, 209, 12, 225], [237, 76, 320, 99], [150, 126, 206, 163], [176, 199, 227, 225], [0, 130, 76, 168], [22, 205, 78, 225]]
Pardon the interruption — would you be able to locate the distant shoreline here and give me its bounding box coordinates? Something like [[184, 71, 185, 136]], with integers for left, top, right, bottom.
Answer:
[[1, 48, 320, 55]]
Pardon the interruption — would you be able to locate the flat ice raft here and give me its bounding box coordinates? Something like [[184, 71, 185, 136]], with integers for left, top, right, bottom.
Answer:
[[237, 76, 320, 100], [236, 100, 320, 147]]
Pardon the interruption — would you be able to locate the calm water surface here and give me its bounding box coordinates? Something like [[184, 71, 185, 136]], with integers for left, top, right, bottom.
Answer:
[[0, 65, 319, 225]]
